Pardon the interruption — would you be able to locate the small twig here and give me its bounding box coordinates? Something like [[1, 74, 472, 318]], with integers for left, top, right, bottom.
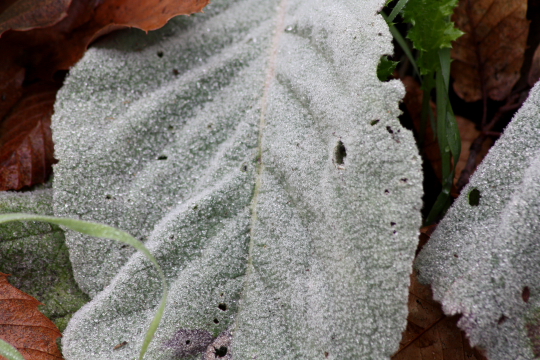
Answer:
[[392, 315, 446, 356]]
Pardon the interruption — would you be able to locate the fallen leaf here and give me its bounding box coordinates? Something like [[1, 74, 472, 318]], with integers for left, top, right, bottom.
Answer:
[[451, 0, 529, 102], [528, 43, 540, 87], [0, 61, 24, 121], [0, 0, 70, 36], [0, 0, 210, 81], [0, 82, 59, 191], [0, 272, 63, 360], [392, 271, 487, 360]]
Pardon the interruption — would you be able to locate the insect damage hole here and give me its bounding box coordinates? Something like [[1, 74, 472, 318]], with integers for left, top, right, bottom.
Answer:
[[218, 303, 227, 311], [215, 346, 228, 357], [523, 286, 530, 303], [334, 140, 347, 165], [468, 188, 481, 206]]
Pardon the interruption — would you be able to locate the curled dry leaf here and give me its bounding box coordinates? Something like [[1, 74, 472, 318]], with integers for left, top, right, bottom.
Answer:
[[451, 0, 529, 102], [0, 82, 59, 191], [0, 0, 209, 191], [0, 0, 210, 81], [0, 0, 70, 36], [0, 272, 63, 360], [528, 44, 540, 87]]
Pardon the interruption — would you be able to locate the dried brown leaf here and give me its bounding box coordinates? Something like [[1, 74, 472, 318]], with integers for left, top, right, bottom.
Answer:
[[0, 0, 70, 36], [528, 43, 540, 87], [451, 0, 529, 102], [0, 272, 63, 360], [392, 271, 487, 360], [0, 82, 59, 191], [0, 60, 25, 121]]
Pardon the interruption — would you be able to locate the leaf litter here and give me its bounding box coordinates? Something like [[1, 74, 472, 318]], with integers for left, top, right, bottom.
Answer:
[[0, 272, 63, 360], [451, 0, 529, 102]]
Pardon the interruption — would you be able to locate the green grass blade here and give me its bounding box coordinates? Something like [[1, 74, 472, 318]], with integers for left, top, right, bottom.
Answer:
[[0, 340, 25, 360], [439, 48, 461, 162], [425, 177, 452, 224], [382, 13, 420, 79], [387, 0, 409, 23], [0, 213, 168, 360], [436, 70, 451, 180]]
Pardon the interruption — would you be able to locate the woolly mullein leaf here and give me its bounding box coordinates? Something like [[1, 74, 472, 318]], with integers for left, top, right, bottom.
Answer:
[[416, 82, 540, 359], [52, 0, 423, 358]]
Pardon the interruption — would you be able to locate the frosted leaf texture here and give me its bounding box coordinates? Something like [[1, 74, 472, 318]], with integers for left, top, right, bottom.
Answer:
[[416, 82, 540, 359], [52, 0, 423, 358]]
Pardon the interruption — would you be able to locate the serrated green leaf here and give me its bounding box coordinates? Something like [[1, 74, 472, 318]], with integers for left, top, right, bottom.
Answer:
[[52, 0, 423, 358], [377, 56, 399, 81], [416, 82, 540, 359], [401, 0, 463, 75]]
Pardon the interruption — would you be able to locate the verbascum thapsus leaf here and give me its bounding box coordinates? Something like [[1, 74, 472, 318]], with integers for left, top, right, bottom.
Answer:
[[416, 82, 540, 359], [52, 0, 423, 358]]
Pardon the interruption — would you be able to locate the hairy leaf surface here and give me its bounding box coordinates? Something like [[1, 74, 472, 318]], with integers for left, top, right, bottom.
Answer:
[[52, 0, 423, 358], [416, 82, 540, 359]]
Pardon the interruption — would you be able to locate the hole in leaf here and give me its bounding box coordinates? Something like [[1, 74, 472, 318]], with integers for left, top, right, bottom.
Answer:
[[173, 69, 179, 75], [157, 155, 167, 160], [454, 253, 458, 258], [384, 189, 389, 194], [213, 318, 219, 324], [215, 346, 228, 357], [157, 51, 164, 57], [523, 286, 530, 303], [168, 125, 174, 130], [185, 340, 191, 345], [400, 178, 408, 183], [218, 303, 227, 311], [390, 222, 396, 226], [377, 56, 397, 81], [386, 126, 394, 134], [325, 352, 329, 358], [498, 315, 508, 325], [468, 188, 481, 206], [334, 140, 346, 165], [241, 164, 248, 172], [169, 235, 174, 240], [105, 195, 112, 199], [370, 119, 379, 126]]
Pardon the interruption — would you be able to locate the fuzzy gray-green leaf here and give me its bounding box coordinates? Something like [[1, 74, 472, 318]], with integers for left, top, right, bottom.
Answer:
[[416, 82, 540, 359], [52, 0, 423, 358]]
